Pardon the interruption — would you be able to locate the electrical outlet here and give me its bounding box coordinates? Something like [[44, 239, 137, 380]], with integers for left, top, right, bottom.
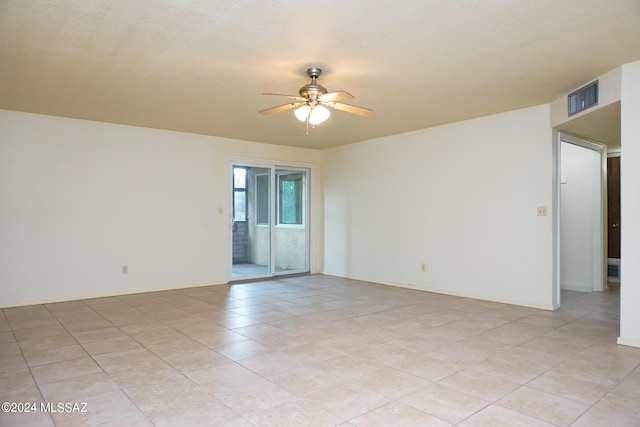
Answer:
[[122, 265, 128, 274], [537, 206, 548, 216], [421, 263, 426, 272]]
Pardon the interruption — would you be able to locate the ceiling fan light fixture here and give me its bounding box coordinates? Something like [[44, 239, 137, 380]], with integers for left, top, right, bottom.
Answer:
[[308, 105, 330, 125], [260, 66, 372, 133], [294, 105, 310, 122]]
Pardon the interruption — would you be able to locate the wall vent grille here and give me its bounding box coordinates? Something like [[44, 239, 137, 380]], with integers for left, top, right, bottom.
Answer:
[[608, 261, 620, 280], [568, 80, 598, 117]]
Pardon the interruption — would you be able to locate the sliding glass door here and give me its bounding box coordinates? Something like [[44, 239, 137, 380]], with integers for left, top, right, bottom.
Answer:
[[231, 166, 271, 277], [231, 164, 309, 280], [273, 168, 307, 273]]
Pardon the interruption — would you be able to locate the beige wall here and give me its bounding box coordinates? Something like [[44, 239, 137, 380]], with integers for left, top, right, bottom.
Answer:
[[323, 105, 555, 309], [0, 110, 323, 307]]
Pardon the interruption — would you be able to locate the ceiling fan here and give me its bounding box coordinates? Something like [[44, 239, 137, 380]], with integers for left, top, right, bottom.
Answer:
[[259, 67, 373, 132]]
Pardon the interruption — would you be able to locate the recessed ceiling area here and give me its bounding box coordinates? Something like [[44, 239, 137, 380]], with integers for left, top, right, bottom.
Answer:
[[0, 1, 639, 149], [556, 102, 621, 151]]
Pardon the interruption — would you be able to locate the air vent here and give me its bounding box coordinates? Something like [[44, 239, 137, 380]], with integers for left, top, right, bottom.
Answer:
[[608, 259, 620, 281], [568, 80, 598, 116]]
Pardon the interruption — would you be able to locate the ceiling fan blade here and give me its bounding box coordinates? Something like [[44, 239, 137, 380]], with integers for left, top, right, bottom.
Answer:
[[259, 103, 298, 116], [320, 91, 355, 102], [263, 93, 302, 99], [329, 102, 373, 117]]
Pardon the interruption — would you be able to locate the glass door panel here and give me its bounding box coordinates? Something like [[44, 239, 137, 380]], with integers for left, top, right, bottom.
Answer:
[[274, 168, 308, 274], [232, 166, 271, 279]]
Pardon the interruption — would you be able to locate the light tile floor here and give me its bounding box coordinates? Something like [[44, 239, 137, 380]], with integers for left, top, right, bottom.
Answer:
[[1, 275, 639, 426]]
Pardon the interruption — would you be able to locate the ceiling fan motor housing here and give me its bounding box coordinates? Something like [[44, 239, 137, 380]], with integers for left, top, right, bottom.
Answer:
[[299, 67, 327, 101]]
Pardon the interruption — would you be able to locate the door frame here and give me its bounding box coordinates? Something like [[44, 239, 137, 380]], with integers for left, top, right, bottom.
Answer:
[[552, 132, 607, 308], [228, 160, 311, 281]]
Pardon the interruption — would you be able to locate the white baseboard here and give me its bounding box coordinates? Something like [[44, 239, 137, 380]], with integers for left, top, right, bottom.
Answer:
[[617, 336, 640, 348], [1, 281, 228, 308], [561, 283, 592, 292], [323, 273, 555, 310]]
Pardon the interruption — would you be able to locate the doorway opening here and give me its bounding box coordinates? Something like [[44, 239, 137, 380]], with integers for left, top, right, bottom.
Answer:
[[606, 152, 621, 291], [554, 132, 607, 307], [231, 163, 310, 280]]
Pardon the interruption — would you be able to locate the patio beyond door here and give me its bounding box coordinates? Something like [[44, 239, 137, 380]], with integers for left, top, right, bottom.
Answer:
[[231, 164, 309, 280]]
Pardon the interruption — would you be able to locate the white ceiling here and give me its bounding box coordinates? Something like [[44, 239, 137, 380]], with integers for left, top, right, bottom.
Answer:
[[1, 1, 639, 149]]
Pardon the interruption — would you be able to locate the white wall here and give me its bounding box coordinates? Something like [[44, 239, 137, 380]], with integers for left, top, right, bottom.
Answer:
[[0, 110, 323, 307], [619, 61, 640, 347], [560, 142, 601, 291], [550, 66, 621, 128], [323, 105, 554, 309]]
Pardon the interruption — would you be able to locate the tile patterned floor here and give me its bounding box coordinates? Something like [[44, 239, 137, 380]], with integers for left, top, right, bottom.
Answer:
[[1, 275, 639, 426]]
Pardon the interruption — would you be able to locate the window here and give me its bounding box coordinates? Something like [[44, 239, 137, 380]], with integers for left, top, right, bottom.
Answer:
[[255, 174, 269, 225], [233, 167, 246, 222], [278, 172, 303, 225]]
